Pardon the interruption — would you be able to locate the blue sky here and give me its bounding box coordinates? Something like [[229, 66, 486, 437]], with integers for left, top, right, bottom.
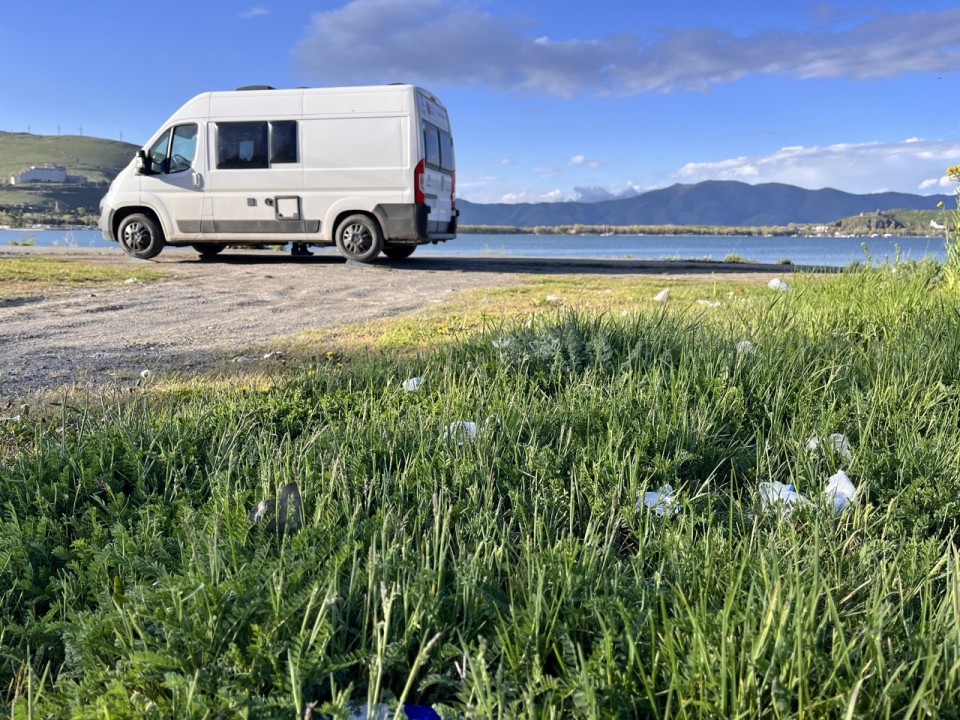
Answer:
[[2, 1, 959, 203]]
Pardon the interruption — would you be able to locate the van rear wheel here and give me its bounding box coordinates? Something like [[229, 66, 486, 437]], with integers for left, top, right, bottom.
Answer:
[[335, 214, 383, 263], [118, 213, 165, 260], [383, 245, 416, 260], [192, 243, 225, 259]]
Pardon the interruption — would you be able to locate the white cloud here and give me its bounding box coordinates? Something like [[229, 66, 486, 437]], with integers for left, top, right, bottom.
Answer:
[[920, 175, 957, 190], [672, 139, 960, 195], [240, 6, 270, 19], [569, 154, 602, 169], [292, 1, 960, 96]]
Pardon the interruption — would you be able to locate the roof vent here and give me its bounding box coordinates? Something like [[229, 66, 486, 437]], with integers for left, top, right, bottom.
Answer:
[[236, 85, 275, 91]]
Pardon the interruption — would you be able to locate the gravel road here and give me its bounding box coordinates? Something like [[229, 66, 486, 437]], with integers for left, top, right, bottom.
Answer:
[[0, 245, 792, 404]]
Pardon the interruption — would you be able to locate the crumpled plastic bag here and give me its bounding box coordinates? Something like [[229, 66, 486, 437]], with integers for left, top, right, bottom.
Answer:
[[824, 469, 857, 514], [444, 420, 477, 445], [636, 484, 679, 517], [768, 278, 789, 292], [402, 376, 423, 392], [806, 433, 853, 462], [349, 703, 440, 720], [443, 416, 499, 446], [760, 472, 859, 514], [759, 481, 807, 510], [654, 288, 670, 303]]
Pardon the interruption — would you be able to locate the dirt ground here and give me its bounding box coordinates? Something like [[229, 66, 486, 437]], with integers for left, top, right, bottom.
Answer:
[[0, 245, 795, 405]]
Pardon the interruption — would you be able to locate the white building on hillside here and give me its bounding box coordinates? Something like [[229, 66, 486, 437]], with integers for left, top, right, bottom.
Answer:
[[9, 164, 87, 185]]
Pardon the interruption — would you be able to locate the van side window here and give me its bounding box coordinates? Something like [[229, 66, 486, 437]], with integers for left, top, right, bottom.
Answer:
[[146, 124, 197, 174], [423, 124, 441, 169], [217, 122, 269, 169], [217, 121, 298, 169], [270, 121, 298, 164]]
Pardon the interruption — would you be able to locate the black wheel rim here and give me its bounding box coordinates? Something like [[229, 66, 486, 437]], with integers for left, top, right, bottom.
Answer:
[[341, 223, 372, 255], [122, 221, 152, 252]]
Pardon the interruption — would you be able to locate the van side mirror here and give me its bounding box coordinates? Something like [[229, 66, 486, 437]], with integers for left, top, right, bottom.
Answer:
[[134, 149, 147, 175]]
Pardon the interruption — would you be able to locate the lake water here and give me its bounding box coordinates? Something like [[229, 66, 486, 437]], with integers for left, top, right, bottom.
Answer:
[[0, 228, 947, 267]]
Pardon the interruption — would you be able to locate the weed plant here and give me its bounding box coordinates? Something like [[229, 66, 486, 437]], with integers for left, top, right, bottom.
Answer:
[[2, 262, 960, 717]]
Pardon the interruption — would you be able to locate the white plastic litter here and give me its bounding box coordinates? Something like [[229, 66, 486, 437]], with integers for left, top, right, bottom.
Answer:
[[402, 376, 423, 392], [348, 703, 440, 720], [824, 470, 857, 513], [0, 415, 21, 423], [806, 433, 853, 461], [736, 340, 755, 354], [124, 277, 139, 284], [545, 294, 562, 303], [759, 481, 808, 510], [654, 288, 670, 303], [139, 369, 152, 381], [444, 420, 477, 445], [262, 351, 284, 360], [491, 337, 511, 349], [636, 484, 679, 517], [767, 278, 789, 292]]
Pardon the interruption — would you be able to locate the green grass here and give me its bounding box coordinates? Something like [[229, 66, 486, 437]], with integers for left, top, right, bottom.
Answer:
[[0, 258, 168, 300], [3, 260, 960, 717]]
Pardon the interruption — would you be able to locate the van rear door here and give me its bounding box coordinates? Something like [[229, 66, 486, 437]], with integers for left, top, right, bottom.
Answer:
[[417, 92, 455, 235]]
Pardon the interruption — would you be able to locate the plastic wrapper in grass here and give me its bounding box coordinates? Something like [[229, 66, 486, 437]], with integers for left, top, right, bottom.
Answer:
[[654, 287, 670, 302], [349, 704, 440, 720], [760, 473, 859, 515], [401, 376, 423, 392], [759, 481, 808, 510], [825, 469, 858, 513], [767, 277, 789, 292], [806, 433, 853, 462], [444, 420, 476, 445], [443, 416, 498, 446], [736, 339, 755, 355], [637, 484, 679, 517]]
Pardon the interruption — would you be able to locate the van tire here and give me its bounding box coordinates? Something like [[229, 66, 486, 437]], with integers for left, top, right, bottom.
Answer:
[[383, 245, 416, 260], [192, 243, 225, 258], [118, 213, 165, 260], [335, 214, 383, 263]]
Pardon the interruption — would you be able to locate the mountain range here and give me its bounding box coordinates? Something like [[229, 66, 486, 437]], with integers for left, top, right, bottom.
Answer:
[[457, 181, 953, 227], [1, 131, 953, 226]]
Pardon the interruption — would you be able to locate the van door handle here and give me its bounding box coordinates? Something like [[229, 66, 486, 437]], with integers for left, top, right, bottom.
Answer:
[[192, 173, 203, 189]]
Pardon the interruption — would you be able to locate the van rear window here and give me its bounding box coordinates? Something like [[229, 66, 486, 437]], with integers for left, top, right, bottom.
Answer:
[[217, 121, 298, 169], [439, 129, 454, 172], [424, 122, 453, 172], [423, 124, 441, 169]]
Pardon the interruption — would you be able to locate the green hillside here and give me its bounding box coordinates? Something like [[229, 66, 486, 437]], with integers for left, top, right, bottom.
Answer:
[[0, 131, 137, 185], [0, 131, 138, 218]]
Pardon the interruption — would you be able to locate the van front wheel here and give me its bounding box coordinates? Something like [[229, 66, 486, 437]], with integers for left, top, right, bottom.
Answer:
[[118, 213, 165, 260], [335, 214, 383, 263]]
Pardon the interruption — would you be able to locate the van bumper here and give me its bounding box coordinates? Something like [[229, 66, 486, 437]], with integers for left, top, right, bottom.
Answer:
[[98, 208, 116, 242], [375, 203, 457, 242]]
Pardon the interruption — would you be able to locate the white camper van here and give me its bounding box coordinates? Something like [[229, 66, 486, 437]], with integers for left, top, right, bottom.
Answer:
[[99, 84, 457, 262]]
